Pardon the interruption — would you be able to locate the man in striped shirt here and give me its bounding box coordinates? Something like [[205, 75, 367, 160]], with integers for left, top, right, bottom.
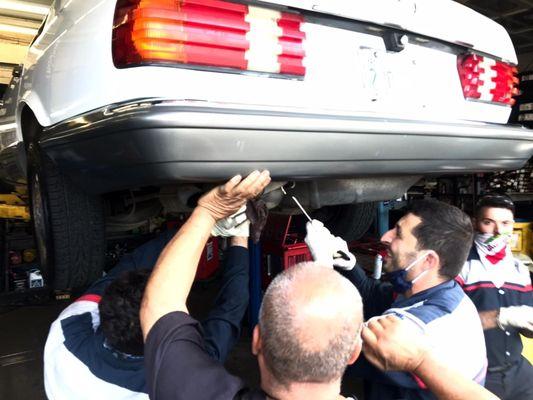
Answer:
[[44, 229, 250, 400], [458, 194, 533, 400]]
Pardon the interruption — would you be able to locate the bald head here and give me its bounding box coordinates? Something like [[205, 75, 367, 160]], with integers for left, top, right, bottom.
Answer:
[[258, 263, 363, 386]]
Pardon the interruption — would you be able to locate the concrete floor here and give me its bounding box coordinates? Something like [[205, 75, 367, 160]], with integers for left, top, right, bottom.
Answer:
[[0, 302, 66, 400]]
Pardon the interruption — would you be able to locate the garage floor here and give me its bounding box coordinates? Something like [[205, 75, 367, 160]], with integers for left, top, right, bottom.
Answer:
[[0, 302, 65, 400], [0, 283, 364, 400]]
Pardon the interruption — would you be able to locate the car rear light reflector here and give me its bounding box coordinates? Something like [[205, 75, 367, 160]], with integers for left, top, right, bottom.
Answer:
[[113, 0, 306, 76], [457, 54, 518, 106]]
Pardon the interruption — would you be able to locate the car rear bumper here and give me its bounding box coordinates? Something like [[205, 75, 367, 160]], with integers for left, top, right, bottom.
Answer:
[[39, 100, 533, 194]]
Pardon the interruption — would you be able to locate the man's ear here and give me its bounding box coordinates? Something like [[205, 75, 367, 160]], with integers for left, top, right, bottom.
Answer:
[[425, 250, 440, 271], [347, 335, 362, 365], [252, 325, 261, 356]]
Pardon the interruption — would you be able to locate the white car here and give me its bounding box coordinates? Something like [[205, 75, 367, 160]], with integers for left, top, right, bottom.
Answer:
[[0, 0, 531, 289]]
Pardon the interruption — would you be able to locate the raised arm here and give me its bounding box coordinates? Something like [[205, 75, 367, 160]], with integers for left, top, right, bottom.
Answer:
[[140, 171, 271, 339], [201, 236, 250, 362], [304, 219, 394, 317], [362, 315, 499, 400], [412, 353, 498, 400], [458, 262, 533, 337], [338, 265, 395, 318], [86, 229, 177, 296]]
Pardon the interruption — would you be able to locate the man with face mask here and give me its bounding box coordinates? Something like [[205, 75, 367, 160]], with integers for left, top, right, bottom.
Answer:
[[457, 194, 533, 400], [305, 199, 487, 400]]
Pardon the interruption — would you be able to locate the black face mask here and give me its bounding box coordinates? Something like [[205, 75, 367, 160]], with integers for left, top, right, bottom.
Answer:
[[386, 251, 430, 293]]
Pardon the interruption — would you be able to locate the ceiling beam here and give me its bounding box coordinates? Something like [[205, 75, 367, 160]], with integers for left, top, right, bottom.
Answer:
[[0, 41, 28, 63], [0, 1, 49, 17]]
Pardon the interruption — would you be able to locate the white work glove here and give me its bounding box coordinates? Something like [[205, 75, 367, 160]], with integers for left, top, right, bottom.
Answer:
[[498, 305, 533, 331], [305, 219, 356, 270], [211, 205, 249, 237]]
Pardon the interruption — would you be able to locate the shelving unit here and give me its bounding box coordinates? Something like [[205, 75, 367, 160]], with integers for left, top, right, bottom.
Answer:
[[508, 192, 533, 202], [0, 220, 50, 305]]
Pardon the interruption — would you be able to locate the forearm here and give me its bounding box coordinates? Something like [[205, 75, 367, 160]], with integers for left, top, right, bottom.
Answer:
[[202, 243, 250, 361], [141, 208, 215, 339], [338, 264, 376, 296], [230, 236, 248, 248], [414, 354, 498, 400], [208, 243, 250, 320], [482, 306, 533, 334], [115, 229, 176, 272], [478, 310, 499, 330], [339, 265, 394, 317], [520, 329, 533, 338], [84, 233, 174, 295], [519, 302, 533, 336]]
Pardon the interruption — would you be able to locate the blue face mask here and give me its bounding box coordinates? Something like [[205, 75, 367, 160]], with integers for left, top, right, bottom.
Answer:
[[388, 251, 431, 293]]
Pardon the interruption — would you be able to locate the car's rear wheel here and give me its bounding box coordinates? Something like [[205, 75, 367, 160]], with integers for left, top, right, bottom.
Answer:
[[312, 202, 376, 242], [28, 144, 105, 290]]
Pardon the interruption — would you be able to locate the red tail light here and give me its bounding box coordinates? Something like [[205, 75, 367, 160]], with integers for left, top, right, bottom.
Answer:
[[113, 0, 306, 76], [457, 54, 518, 106], [490, 61, 519, 105]]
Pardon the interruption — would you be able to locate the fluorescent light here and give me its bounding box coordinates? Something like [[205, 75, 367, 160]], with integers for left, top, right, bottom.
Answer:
[[0, 0, 49, 16], [0, 23, 37, 35]]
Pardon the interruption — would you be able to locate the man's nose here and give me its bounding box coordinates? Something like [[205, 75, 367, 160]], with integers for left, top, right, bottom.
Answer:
[[381, 228, 395, 243]]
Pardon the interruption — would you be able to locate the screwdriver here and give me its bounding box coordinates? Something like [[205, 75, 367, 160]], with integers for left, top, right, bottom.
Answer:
[[280, 186, 312, 222], [280, 185, 347, 261]]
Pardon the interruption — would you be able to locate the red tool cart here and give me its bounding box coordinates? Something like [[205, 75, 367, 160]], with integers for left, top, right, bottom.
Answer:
[[260, 215, 312, 288]]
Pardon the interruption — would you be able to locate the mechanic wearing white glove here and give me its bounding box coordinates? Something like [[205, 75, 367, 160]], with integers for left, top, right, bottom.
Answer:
[[307, 201, 488, 400], [457, 194, 533, 400], [211, 205, 250, 238], [498, 305, 533, 331], [305, 219, 356, 270]]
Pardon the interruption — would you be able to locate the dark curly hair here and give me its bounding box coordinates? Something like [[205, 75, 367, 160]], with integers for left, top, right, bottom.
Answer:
[[99, 269, 151, 356]]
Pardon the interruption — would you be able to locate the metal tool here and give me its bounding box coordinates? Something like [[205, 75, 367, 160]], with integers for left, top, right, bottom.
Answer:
[[373, 254, 383, 280], [281, 185, 348, 261], [281, 186, 312, 222]]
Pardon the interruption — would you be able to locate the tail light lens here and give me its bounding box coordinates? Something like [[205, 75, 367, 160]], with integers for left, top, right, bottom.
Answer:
[[457, 54, 519, 106], [113, 0, 306, 76]]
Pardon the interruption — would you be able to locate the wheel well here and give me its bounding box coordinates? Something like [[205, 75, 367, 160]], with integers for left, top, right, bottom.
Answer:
[[20, 105, 42, 147], [16, 105, 43, 177]]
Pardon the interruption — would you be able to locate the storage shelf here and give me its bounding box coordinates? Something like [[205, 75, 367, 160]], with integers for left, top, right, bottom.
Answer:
[[508, 192, 533, 202]]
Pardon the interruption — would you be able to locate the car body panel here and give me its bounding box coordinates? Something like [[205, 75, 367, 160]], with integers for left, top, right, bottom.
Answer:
[[0, 75, 26, 184], [0, 0, 530, 198], [270, 0, 517, 63], [19, 0, 515, 128], [38, 100, 533, 194]]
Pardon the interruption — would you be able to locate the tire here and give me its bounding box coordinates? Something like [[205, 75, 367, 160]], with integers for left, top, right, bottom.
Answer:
[[28, 144, 105, 290], [312, 202, 376, 242]]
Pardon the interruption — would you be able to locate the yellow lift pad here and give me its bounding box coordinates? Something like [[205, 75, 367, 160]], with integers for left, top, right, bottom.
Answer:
[[0, 195, 30, 221]]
